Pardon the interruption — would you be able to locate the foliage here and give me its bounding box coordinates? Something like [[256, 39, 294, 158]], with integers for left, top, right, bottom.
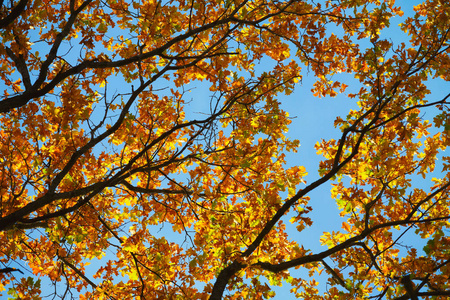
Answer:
[[0, 0, 450, 299]]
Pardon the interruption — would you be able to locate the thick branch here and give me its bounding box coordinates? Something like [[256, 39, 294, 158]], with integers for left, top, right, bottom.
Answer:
[[0, 0, 28, 29], [209, 261, 244, 300]]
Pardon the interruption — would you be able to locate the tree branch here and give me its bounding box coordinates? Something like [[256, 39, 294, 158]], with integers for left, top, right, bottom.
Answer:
[[0, 0, 28, 29]]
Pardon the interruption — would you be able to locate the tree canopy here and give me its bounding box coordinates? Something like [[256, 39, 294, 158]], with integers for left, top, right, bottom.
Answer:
[[1, 0, 450, 299]]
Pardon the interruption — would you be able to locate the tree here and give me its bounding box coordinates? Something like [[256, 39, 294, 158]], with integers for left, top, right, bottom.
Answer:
[[0, 0, 449, 298]]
